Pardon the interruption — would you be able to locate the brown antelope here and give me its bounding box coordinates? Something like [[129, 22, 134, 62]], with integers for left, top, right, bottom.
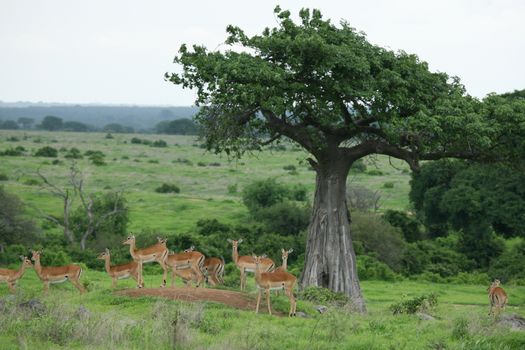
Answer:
[[184, 246, 224, 286], [165, 246, 205, 287], [204, 257, 225, 286], [97, 248, 141, 288], [253, 254, 297, 317], [227, 238, 275, 291], [122, 235, 169, 287], [31, 250, 85, 294], [0, 256, 32, 293], [488, 279, 508, 317], [275, 248, 293, 272]]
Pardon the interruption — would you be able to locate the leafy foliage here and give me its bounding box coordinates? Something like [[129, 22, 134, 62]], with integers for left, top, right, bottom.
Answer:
[[155, 183, 181, 194], [390, 293, 438, 315], [34, 146, 58, 157]]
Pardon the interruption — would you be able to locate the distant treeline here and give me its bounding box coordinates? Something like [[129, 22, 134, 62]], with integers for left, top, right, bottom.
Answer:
[[0, 115, 199, 135], [0, 103, 198, 130]]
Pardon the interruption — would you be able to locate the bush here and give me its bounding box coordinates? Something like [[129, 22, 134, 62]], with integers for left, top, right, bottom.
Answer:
[[227, 184, 238, 194], [383, 182, 395, 189], [173, 158, 192, 165], [1, 147, 24, 156], [23, 178, 40, 186], [357, 255, 400, 281], [255, 201, 310, 236], [152, 139, 167, 147], [299, 286, 349, 306], [350, 159, 367, 173], [155, 183, 180, 194], [0, 173, 8, 181], [64, 147, 83, 159], [283, 165, 296, 171], [197, 161, 206, 167], [242, 178, 290, 213], [208, 162, 221, 167], [383, 210, 423, 243], [89, 153, 106, 166], [367, 169, 384, 176], [105, 133, 114, 139], [488, 240, 525, 283], [351, 211, 406, 271], [389, 293, 438, 315], [130, 137, 142, 144], [34, 146, 58, 157]]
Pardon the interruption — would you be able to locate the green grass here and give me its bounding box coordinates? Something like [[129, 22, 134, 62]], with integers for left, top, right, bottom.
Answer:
[[1, 270, 524, 349], [0, 130, 411, 234]]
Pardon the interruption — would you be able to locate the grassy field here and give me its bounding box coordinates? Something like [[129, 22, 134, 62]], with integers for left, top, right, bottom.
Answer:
[[0, 130, 411, 234], [1, 130, 524, 349]]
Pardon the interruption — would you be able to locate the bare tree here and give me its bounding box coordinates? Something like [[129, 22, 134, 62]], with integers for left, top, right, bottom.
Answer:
[[37, 163, 124, 249]]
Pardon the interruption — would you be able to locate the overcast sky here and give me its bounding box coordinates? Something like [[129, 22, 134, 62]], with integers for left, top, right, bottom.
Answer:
[[1, 0, 524, 106]]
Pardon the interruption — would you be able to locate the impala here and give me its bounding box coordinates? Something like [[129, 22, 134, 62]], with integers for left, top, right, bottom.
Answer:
[[275, 248, 293, 272], [165, 246, 205, 287], [122, 235, 169, 287], [0, 256, 32, 293], [97, 248, 141, 288], [488, 279, 508, 317], [253, 254, 297, 317], [31, 250, 85, 294], [227, 238, 275, 291], [184, 246, 224, 286]]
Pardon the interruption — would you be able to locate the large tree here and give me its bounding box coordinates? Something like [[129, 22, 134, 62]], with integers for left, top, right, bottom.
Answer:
[[166, 7, 525, 311]]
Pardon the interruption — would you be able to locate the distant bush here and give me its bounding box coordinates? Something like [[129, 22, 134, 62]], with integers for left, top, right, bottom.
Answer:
[[208, 162, 221, 167], [197, 162, 206, 167], [34, 146, 58, 157], [283, 165, 296, 171], [0, 173, 8, 181], [130, 137, 142, 144], [51, 159, 63, 165], [227, 184, 238, 195], [300, 286, 349, 306], [383, 182, 395, 189], [173, 158, 192, 165], [121, 155, 129, 160], [152, 139, 167, 147], [389, 293, 438, 315], [269, 144, 287, 151], [64, 147, 83, 159], [148, 159, 159, 164], [383, 210, 423, 243], [350, 159, 367, 173], [155, 183, 180, 194], [242, 178, 290, 213], [255, 201, 310, 236], [488, 240, 525, 283], [6, 136, 19, 142], [23, 178, 40, 186], [367, 169, 384, 176], [347, 185, 381, 212], [105, 133, 114, 139], [86, 151, 106, 166], [1, 147, 24, 156]]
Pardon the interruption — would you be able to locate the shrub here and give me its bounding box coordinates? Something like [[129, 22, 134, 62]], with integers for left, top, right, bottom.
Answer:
[[283, 165, 296, 171], [173, 158, 192, 165], [367, 169, 384, 176], [197, 161, 206, 167], [105, 133, 114, 139], [6, 136, 19, 142], [51, 159, 63, 165], [148, 159, 159, 164], [383, 210, 423, 243], [452, 318, 470, 340], [357, 255, 400, 281], [488, 240, 525, 283], [255, 201, 310, 236], [227, 184, 238, 194], [0, 173, 8, 181], [89, 152, 106, 166], [64, 147, 83, 159], [389, 293, 438, 315], [152, 139, 167, 147], [208, 162, 221, 167], [299, 286, 349, 306], [347, 185, 381, 211], [383, 182, 395, 189], [155, 183, 180, 194], [242, 178, 289, 213], [350, 159, 367, 173], [130, 137, 142, 144], [34, 146, 58, 157], [1, 147, 24, 156], [289, 184, 308, 201], [23, 178, 40, 186]]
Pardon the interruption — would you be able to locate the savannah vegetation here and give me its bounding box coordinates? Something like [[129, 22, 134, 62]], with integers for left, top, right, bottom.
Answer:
[[1, 6, 525, 350]]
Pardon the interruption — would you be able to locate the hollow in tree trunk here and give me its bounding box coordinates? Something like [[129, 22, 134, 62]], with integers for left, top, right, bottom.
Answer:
[[300, 158, 366, 313]]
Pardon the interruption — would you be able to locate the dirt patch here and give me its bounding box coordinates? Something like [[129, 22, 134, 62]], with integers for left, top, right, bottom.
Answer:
[[115, 287, 261, 311]]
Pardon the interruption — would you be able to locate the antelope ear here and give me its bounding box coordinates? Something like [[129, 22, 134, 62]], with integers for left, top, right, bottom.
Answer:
[[226, 238, 232, 243], [281, 248, 285, 254], [105, 248, 110, 253], [238, 238, 243, 244], [288, 248, 294, 254], [190, 245, 195, 250], [261, 254, 267, 259], [19, 255, 24, 260]]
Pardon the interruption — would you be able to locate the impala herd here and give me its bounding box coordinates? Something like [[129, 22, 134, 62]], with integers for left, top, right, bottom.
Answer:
[[0, 236, 510, 318]]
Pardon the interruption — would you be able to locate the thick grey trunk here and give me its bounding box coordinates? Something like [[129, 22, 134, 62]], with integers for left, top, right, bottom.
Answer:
[[300, 159, 366, 313]]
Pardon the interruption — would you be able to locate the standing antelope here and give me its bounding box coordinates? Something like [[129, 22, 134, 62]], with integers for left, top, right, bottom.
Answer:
[[31, 250, 85, 294], [228, 238, 275, 291], [253, 254, 297, 317], [0, 256, 32, 293], [122, 235, 169, 287], [165, 246, 205, 287], [488, 279, 508, 317], [275, 248, 293, 272], [184, 246, 224, 286], [97, 248, 141, 288]]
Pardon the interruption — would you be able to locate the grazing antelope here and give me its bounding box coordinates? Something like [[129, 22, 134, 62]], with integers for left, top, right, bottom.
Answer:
[[165, 246, 205, 287], [122, 235, 169, 287], [31, 250, 85, 294], [253, 254, 297, 317], [488, 279, 508, 317], [97, 248, 141, 288], [0, 256, 32, 293], [227, 238, 275, 291], [204, 257, 225, 286], [184, 246, 224, 286]]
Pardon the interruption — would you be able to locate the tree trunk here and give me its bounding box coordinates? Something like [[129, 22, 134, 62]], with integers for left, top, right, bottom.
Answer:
[[300, 157, 366, 313]]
